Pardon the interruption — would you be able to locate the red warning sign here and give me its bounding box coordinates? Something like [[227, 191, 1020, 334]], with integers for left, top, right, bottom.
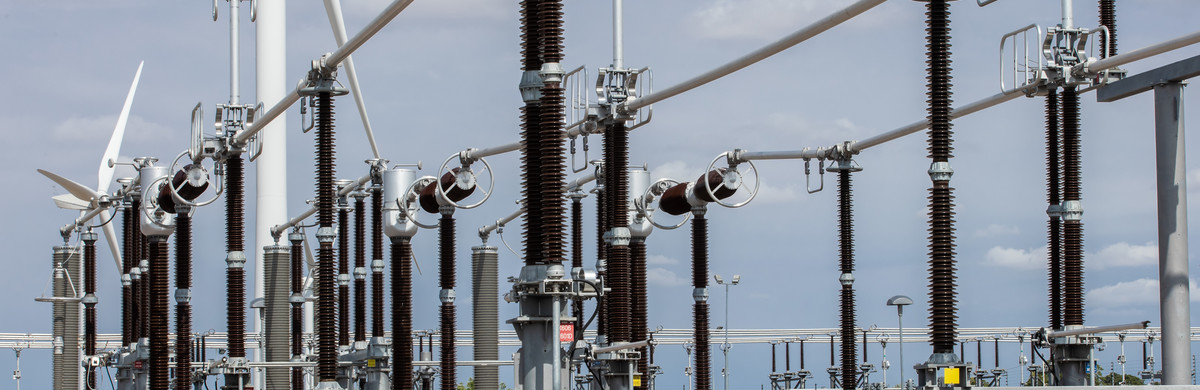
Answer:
[[559, 323, 575, 342]]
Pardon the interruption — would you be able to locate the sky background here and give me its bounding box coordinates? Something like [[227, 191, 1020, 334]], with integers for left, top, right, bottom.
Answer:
[[1, 0, 1199, 389]]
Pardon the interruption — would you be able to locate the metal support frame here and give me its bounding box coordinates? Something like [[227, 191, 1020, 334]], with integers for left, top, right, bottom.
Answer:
[[1098, 54, 1198, 386]]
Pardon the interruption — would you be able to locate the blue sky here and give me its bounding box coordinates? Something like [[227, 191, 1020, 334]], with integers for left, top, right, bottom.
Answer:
[[1, 0, 1198, 389]]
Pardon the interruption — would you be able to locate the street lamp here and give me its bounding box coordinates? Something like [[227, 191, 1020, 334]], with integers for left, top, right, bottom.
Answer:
[[715, 274, 740, 390], [887, 295, 913, 389]]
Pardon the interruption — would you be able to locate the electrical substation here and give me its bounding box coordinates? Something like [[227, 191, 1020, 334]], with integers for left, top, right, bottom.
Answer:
[[4, 0, 1200, 390]]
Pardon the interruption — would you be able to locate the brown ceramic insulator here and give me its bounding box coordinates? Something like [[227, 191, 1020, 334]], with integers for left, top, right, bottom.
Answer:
[[226, 154, 247, 359], [1061, 87, 1085, 326], [537, 86, 567, 265], [927, 183, 958, 353], [606, 121, 631, 342], [157, 165, 210, 214], [175, 213, 193, 390], [140, 246, 149, 343], [136, 202, 147, 342], [372, 187, 385, 338], [926, 0, 954, 163], [420, 168, 477, 214], [692, 169, 737, 203], [631, 238, 648, 389], [148, 238, 170, 390], [355, 197, 366, 342], [520, 104, 543, 267], [691, 214, 712, 390], [1099, 0, 1117, 58], [659, 182, 692, 216], [122, 206, 134, 345], [393, 236, 417, 388], [595, 186, 608, 336], [1045, 89, 1064, 330], [519, 0, 541, 71], [290, 237, 304, 390], [924, 0, 959, 355], [537, 0, 564, 63], [83, 235, 97, 389], [439, 213, 457, 390], [837, 170, 857, 389], [339, 208, 350, 347], [571, 198, 585, 339], [392, 237, 414, 390], [314, 91, 339, 381]]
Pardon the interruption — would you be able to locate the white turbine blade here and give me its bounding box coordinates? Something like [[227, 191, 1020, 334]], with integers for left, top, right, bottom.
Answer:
[[39, 169, 103, 204], [52, 194, 90, 210], [304, 235, 316, 269], [98, 61, 144, 193], [99, 209, 123, 275], [323, 0, 380, 159]]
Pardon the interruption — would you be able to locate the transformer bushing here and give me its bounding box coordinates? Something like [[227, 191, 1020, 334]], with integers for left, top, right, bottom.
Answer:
[[473, 245, 501, 390]]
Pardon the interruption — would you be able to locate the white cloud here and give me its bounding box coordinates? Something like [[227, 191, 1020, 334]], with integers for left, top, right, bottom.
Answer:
[[52, 114, 168, 144], [344, 0, 508, 20], [687, 0, 847, 40], [1090, 242, 1157, 270], [984, 245, 1047, 270], [647, 254, 680, 266], [1087, 278, 1200, 308], [651, 160, 701, 184], [974, 224, 1020, 237], [647, 267, 688, 287]]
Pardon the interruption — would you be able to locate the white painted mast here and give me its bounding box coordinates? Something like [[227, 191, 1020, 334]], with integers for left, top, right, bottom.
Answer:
[[254, 1, 287, 389]]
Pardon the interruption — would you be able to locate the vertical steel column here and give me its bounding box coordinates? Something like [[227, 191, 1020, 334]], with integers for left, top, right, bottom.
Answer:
[[1154, 82, 1191, 385]]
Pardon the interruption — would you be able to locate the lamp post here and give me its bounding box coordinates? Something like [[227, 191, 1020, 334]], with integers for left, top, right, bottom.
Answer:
[[715, 274, 740, 390], [887, 295, 913, 389]]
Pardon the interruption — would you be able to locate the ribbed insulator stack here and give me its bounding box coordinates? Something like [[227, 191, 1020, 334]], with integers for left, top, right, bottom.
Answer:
[[837, 171, 857, 389], [355, 197, 366, 342], [176, 213, 193, 390], [596, 186, 608, 337], [1045, 89, 1064, 330], [571, 197, 585, 339], [472, 246, 500, 390], [924, 0, 959, 355], [263, 245, 291, 390], [1099, 0, 1117, 58], [1061, 88, 1085, 327], [227, 155, 247, 359], [315, 91, 339, 382], [52, 246, 81, 390], [631, 238, 648, 388], [692, 213, 712, 390], [391, 237, 414, 390], [372, 188, 385, 337], [606, 122, 631, 343], [439, 213, 457, 390], [122, 207, 134, 345], [289, 235, 305, 390], [137, 205, 148, 342], [82, 233, 97, 390], [148, 237, 169, 390], [339, 208, 350, 347]]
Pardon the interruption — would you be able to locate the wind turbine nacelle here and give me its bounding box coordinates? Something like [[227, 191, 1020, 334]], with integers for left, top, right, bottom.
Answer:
[[139, 166, 175, 236], [156, 164, 210, 214], [418, 168, 475, 213], [628, 169, 653, 238], [382, 168, 418, 238]]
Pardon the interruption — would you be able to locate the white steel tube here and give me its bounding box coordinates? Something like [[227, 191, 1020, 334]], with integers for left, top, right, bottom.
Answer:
[[593, 340, 651, 355], [613, 0, 624, 70], [1047, 321, 1149, 338], [853, 87, 1030, 152], [235, 0, 415, 145], [469, 142, 522, 160], [1083, 30, 1200, 75], [271, 173, 372, 236], [323, 0, 381, 160], [567, 172, 598, 192], [254, 1, 287, 388], [1155, 83, 1191, 385], [620, 0, 885, 112], [552, 296, 562, 390], [480, 207, 526, 237], [1060, 0, 1073, 30], [230, 0, 240, 105]]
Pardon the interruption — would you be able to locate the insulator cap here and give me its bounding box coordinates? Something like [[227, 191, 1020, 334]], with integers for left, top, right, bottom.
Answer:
[[157, 165, 210, 214], [419, 168, 476, 214], [693, 169, 737, 203]]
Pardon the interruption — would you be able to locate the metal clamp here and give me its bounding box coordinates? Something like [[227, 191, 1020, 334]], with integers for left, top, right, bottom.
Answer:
[[804, 158, 826, 194]]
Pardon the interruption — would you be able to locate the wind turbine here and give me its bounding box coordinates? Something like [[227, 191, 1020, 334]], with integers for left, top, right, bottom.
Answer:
[[39, 60, 144, 273]]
